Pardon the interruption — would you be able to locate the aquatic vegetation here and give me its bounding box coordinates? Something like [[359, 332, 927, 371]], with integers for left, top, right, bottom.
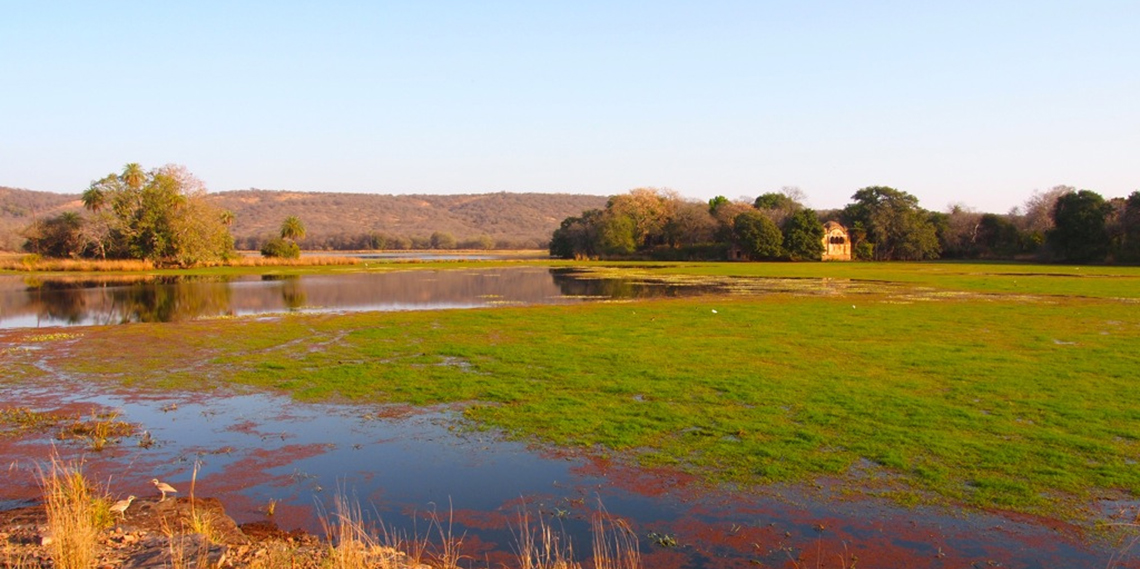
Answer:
[[56, 411, 136, 451], [17, 261, 1140, 524], [2, 407, 137, 451], [25, 332, 84, 342]]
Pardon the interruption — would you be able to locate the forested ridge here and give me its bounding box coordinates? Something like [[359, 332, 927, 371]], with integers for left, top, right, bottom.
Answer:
[[0, 186, 608, 251]]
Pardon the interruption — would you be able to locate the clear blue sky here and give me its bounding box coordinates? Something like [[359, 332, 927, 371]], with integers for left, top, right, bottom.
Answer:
[[2, 1, 1137, 213]]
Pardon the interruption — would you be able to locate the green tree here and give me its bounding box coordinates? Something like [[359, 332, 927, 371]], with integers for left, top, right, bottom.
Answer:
[[1120, 191, 1140, 263], [708, 195, 730, 214], [841, 186, 940, 261], [430, 231, 456, 249], [280, 216, 306, 242], [734, 210, 783, 260], [550, 210, 602, 259], [753, 192, 798, 211], [22, 212, 85, 258], [598, 210, 637, 256], [975, 214, 1025, 258], [1046, 190, 1113, 262], [754, 187, 806, 227], [122, 162, 146, 190], [662, 201, 718, 248], [260, 237, 300, 258], [81, 186, 106, 213], [604, 188, 677, 250], [71, 163, 234, 265], [782, 209, 824, 261]]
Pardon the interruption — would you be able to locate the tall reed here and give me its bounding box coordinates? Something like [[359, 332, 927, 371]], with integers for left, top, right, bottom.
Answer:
[[589, 512, 641, 569], [39, 456, 105, 569]]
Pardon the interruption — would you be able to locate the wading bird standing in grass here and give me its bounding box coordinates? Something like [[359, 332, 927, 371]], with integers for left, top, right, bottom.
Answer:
[[151, 479, 178, 502], [110, 495, 135, 520]]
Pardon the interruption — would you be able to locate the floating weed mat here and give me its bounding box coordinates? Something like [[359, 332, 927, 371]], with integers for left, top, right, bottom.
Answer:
[[0, 407, 138, 451], [564, 267, 1095, 305], [0, 407, 63, 432], [563, 267, 923, 298], [24, 332, 84, 342]]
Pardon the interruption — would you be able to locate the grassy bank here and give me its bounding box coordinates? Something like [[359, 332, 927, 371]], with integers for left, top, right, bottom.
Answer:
[[10, 261, 1137, 522]]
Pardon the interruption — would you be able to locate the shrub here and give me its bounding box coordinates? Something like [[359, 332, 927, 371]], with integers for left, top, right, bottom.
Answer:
[[260, 237, 300, 259]]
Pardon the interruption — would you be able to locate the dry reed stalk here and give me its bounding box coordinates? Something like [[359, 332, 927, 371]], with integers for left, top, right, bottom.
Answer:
[[589, 512, 641, 569], [320, 492, 416, 569], [513, 510, 579, 569], [39, 455, 103, 569], [185, 461, 224, 544], [423, 500, 468, 569]]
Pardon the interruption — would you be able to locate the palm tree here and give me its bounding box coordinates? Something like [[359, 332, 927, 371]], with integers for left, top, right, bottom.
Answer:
[[220, 210, 235, 227], [280, 216, 306, 242], [121, 163, 146, 190], [81, 186, 106, 213], [58, 211, 82, 228], [82, 183, 112, 259]]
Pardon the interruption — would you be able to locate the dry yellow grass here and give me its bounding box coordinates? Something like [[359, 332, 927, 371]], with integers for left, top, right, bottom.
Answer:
[[513, 508, 641, 569], [514, 511, 577, 569], [39, 455, 106, 569], [321, 493, 424, 569], [199, 255, 360, 268], [0, 253, 359, 271], [1, 255, 155, 272]]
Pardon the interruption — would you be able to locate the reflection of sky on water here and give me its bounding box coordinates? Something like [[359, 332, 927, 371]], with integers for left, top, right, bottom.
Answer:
[[0, 383, 1131, 569]]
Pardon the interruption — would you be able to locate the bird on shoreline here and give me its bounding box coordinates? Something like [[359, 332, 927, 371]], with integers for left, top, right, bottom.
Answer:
[[110, 495, 135, 520], [151, 478, 178, 502]]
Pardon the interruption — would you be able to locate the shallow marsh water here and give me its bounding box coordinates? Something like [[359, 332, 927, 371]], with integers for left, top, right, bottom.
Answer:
[[2, 267, 1137, 566], [0, 381, 1134, 569]]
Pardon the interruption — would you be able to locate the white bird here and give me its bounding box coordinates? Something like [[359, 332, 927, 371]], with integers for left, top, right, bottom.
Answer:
[[151, 478, 178, 502], [711, 309, 718, 314], [110, 495, 135, 520]]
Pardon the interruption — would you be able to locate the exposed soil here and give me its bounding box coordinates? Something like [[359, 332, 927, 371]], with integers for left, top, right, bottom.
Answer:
[[0, 495, 434, 569]]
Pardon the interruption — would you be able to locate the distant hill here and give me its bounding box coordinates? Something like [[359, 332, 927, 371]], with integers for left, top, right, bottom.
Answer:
[[0, 187, 609, 252], [0, 187, 83, 251]]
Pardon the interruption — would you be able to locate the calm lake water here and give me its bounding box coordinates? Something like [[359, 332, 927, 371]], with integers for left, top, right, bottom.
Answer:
[[0, 268, 706, 329]]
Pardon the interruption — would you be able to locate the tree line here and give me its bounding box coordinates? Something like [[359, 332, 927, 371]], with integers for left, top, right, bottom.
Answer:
[[232, 231, 537, 252], [22, 164, 237, 266], [18, 166, 1139, 265], [551, 186, 1140, 264]]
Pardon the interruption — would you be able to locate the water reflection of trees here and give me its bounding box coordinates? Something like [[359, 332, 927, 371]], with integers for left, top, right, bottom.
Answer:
[[549, 270, 639, 298], [262, 275, 307, 311], [0, 269, 715, 328], [548, 269, 712, 299], [8, 275, 235, 325]]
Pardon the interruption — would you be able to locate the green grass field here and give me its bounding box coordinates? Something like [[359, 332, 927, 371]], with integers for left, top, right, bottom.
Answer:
[[7, 260, 1140, 521]]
